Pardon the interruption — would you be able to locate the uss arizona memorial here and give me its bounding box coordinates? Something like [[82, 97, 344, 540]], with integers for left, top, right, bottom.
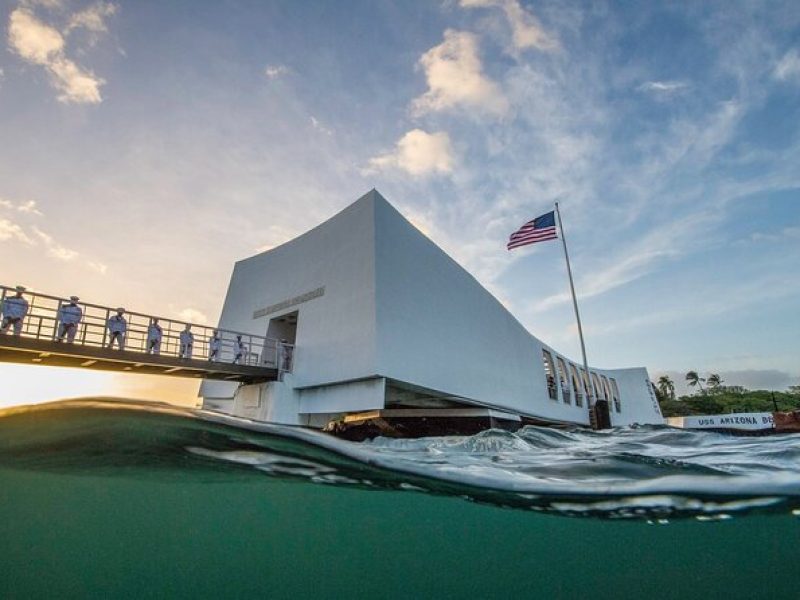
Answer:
[[200, 190, 664, 436]]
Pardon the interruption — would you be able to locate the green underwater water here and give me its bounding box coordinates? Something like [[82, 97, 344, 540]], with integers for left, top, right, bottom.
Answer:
[[1, 468, 797, 599], [2, 400, 799, 599]]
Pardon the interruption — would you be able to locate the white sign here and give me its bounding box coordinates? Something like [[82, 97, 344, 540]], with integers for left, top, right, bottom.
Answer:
[[253, 287, 325, 319], [671, 412, 775, 431]]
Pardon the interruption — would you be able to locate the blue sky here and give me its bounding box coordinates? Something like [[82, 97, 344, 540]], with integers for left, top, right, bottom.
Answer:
[[0, 0, 798, 405]]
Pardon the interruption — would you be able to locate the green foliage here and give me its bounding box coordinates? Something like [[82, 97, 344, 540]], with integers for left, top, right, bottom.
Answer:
[[685, 370, 705, 392], [658, 390, 800, 417], [656, 375, 675, 400], [706, 373, 723, 390]]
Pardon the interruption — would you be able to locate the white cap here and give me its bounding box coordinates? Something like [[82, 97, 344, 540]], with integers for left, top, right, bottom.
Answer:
[[116, 307, 125, 313]]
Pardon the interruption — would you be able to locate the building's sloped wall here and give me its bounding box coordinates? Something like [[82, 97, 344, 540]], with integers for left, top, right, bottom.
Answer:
[[372, 194, 661, 425], [608, 368, 663, 425], [200, 193, 379, 400]]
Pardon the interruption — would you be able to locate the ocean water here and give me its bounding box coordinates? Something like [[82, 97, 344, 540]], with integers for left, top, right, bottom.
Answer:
[[1, 400, 799, 599]]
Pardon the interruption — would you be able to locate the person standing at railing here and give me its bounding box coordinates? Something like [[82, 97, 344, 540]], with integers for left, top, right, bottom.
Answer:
[[107, 308, 127, 350], [1, 286, 29, 337], [278, 339, 293, 372], [208, 330, 221, 361], [147, 318, 163, 354], [233, 334, 246, 365], [179, 324, 194, 359], [56, 296, 83, 343]]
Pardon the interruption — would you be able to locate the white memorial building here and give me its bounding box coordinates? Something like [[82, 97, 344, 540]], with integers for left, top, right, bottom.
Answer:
[[200, 190, 663, 436]]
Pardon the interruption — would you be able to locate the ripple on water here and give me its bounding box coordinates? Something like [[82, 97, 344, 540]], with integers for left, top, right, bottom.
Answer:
[[2, 399, 800, 520]]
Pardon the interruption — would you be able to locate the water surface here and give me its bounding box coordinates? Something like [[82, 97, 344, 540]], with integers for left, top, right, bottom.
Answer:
[[1, 400, 797, 598]]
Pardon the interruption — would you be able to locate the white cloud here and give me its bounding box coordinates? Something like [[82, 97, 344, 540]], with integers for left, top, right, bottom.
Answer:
[[0, 204, 108, 271], [23, 0, 64, 8], [461, 0, 558, 52], [7, 7, 109, 104], [8, 8, 63, 63], [264, 64, 289, 79], [66, 2, 117, 34], [32, 226, 78, 261], [175, 307, 208, 324], [86, 260, 108, 274], [749, 226, 800, 243], [581, 271, 799, 348], [310, 116, 333, 136], [774, 49, 800, 81], [47, 244, 79, 261], [637, 80, 689, 94], [367, 129, 455, 177], [1, 197, 43, 215], [47, 56, 104, 103], [411, 29, 509, 117], [531, 212, 713, 312], [0, 218, 35, 244], [16, 199, 43, 215]]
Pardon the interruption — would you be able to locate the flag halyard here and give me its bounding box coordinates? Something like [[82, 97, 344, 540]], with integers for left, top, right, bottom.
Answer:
[[507, 210, 558, 250]]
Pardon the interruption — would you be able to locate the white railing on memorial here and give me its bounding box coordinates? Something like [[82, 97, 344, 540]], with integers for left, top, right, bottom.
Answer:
[[0, 285, 293, 373]]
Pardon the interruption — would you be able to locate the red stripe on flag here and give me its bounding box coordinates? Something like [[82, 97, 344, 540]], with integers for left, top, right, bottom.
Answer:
[[507, 227, 557, 249]]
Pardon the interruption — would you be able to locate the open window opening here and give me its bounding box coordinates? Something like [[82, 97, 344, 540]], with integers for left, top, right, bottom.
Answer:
[[600, 375, 613, 410], [570, 364, 584, 407], [591, 372, 603, 402], [266, 310, 297, 371], [581, 369, 593, 404], [556, 357, 571, 405], [542, 350, 558, 401], [610, 378, 621, 413]]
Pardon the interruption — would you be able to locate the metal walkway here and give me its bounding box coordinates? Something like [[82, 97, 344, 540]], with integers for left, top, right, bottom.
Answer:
[[0, 285, 287, 384]]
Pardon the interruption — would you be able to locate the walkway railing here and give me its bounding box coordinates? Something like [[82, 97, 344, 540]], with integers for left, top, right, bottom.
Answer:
[[0, 285, 293, 375]]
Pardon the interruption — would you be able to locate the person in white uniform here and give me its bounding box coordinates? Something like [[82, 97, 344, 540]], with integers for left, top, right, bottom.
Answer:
[[208, 330, 221, 361], [56, 296, 83, 343], [179, 324, 194, 359], [1, 286, 29, 336], [147, 318, 163, 354], [278, 339, 293, 372], [107, 308, 127, 350], [233, 335, 246, 364]]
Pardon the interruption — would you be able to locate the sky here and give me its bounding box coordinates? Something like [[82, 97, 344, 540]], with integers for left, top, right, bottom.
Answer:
[[0, 0, 798, 407]]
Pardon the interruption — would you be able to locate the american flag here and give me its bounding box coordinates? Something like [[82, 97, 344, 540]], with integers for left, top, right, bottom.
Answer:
[[507, 210, 558, 250]]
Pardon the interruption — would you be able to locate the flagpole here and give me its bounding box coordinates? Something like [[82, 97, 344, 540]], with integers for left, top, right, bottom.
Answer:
[[554, 202, 593, 412]]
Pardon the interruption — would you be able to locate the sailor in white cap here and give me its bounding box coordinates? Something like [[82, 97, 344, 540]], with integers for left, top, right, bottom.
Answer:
[[1, 286, 29, 337], [233, 334, 246, 365], [278, 339, 293, 372], [56, 296, 83, 343], [146, 317, 163, 354], [107, 308, 127, 350], [179, 323, 194, 359], [208, 330, 221, 362]]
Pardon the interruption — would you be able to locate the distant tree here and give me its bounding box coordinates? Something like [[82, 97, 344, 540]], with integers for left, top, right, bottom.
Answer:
[[707, 373, 723, 393], [685, 371, 706, 394], [789, 385, 800, 396], [657, 375, 676, 400]]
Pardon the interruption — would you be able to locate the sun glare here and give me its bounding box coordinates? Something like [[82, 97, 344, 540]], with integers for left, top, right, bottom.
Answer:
[[0, 364, 199, 409]]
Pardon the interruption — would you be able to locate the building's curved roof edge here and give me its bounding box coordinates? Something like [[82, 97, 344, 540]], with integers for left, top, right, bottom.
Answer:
[[236, 188, 382, 265], [234, 189, 645, 373]]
